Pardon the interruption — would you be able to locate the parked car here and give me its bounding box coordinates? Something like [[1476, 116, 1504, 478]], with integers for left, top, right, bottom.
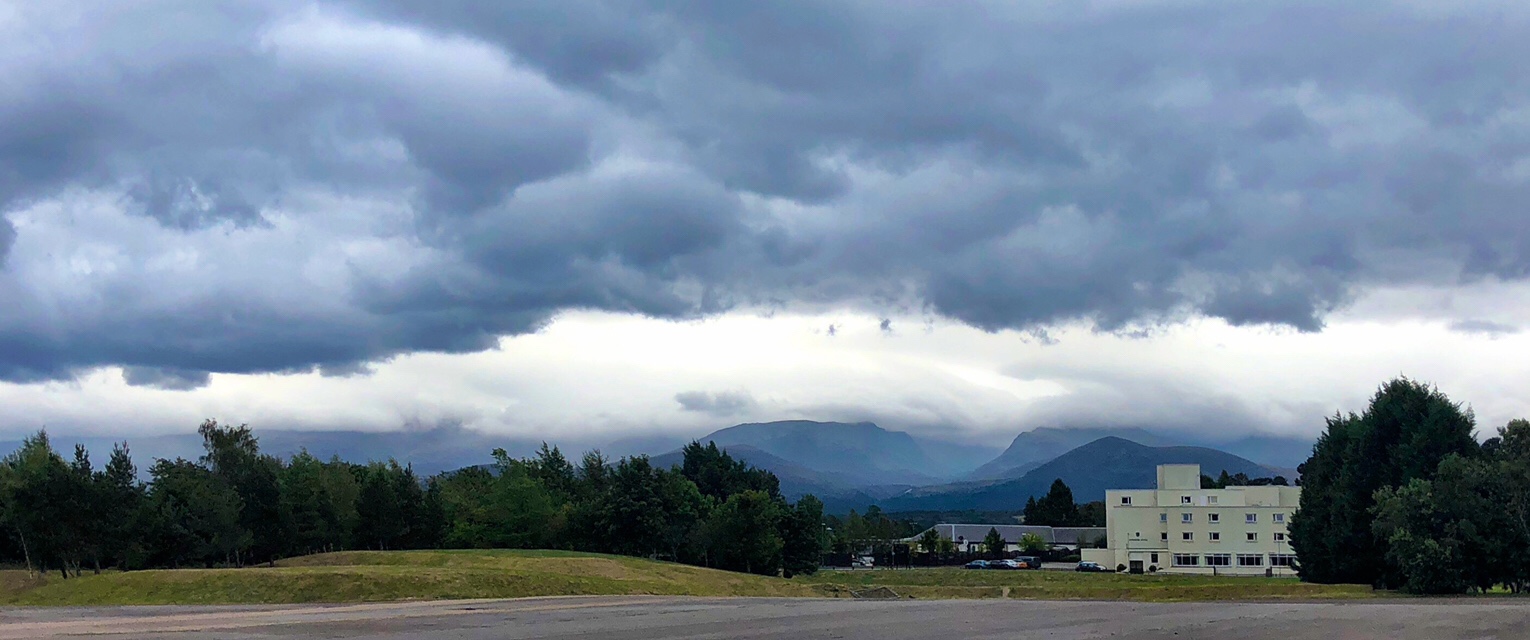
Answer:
[[851, 557, 875, 568], [1075, 561, 1110, 573], [990, 559, 1020, 570], [1016, 556, 1042, 569], [964, 560, 990, 570]]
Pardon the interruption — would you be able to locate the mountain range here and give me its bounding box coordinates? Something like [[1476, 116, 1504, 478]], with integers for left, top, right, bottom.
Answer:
[[655, 421, 1303, 513], [969, 427, 1179, 480], [690, 420, 999, 486], [6, 419, 1311, 514], [878, 436, 1288, 511]]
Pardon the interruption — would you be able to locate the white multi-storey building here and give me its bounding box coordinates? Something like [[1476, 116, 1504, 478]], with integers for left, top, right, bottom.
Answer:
[[1080, 464, 1300, 575]]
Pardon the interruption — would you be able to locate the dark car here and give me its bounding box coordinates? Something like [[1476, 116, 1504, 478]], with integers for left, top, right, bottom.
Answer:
[[1016, 556, 1042, 569], [989, 559, 1020, 570], [1075, 561, 1109, 572], [964, 560, 989, 569]]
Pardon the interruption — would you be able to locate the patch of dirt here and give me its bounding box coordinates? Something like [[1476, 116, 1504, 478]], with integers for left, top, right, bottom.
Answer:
[[851, 587, 901, 600]]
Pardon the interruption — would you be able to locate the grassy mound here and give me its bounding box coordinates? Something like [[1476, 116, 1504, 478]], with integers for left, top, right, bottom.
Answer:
[[0, 551, 822, 606], [0, 555, 1377, 606], [803, 568, 1375, 601]]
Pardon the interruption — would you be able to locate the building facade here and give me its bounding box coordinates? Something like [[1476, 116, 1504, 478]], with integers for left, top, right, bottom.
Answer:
[[907, 524, 1106, 553], [1080, 464, 1300, 575]]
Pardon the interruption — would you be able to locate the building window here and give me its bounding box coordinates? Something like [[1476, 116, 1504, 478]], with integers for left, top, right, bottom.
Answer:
[[1173, 554, 1200, 567], [1209, 532, 1221, 542], [1161, 532, 1168, 542], [1273, 513, 1285, 524], [1246, 532, 1258, 542], [1245, 513, 1258, 524], [1206, 553, 1231, 567], [1208, 513, 1220, 523], [1151, 553, 1159, 564], [1181, 496, 1192, 504], [1181, 513, 1193, 524], [1121, 496, 1132, 506], [1182, 532, 1194, 541], [1271, 554, 1297, 567], [1208, 496, 1218, 505], [1160, 513, 1168, 523], [1237, 554, 1265, 567], [1274, 533, 1286, 542]]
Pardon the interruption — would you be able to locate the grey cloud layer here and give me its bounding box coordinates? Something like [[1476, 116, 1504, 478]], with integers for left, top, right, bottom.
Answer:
[[675, 390, 757, 417], [2, 1, 1529, 385]]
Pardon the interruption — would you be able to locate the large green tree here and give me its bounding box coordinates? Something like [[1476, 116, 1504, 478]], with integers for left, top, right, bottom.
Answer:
[[680, 442, 779, 501], [779, 495, 826, 577], [1371, 454, 1505, 594], [280, 451, 348, 557], [1025, 479, 1081, 526], [1290, 378, 1480, 587], [199, 420, 288, 565], [1493, 419, 1530, 592], [143, 459, 248, 568], [97, 443, 145, 569], [982, 527, 1007, 559], [0, 432, 91, 577], [705, 490, 783, 575]]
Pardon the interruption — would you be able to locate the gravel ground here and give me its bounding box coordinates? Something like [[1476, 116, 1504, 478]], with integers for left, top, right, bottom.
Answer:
[[3, 595, 1529, 639]]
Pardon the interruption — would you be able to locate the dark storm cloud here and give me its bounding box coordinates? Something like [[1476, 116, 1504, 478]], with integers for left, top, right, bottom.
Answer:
[[2, 1, 1530, 383], [121, 366, 212, 391], [0, 217, 13, 267]]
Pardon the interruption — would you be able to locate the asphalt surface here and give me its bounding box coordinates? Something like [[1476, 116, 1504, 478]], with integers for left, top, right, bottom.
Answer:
[[4, 596, 1529, 639]]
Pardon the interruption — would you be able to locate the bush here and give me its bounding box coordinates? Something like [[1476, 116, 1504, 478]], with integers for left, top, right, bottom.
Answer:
[[1116, 564, 1126, 573], [1061, 554, 1081, 563]]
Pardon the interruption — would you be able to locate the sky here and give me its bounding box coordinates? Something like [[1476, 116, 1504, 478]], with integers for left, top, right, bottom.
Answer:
[[1, 1, 1528, 448]]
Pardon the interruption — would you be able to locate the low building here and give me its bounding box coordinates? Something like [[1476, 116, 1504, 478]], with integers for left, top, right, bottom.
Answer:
[[907, 523, 1106, 554], [1081, 464, 1301, 575]]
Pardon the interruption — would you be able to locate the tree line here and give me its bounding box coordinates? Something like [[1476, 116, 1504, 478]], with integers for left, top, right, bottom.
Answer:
[[1022, 478, 1105, 527], [1200, 470, 1290, 488], [0, 422, 827, 579], [1291, 377, 1530, 594]]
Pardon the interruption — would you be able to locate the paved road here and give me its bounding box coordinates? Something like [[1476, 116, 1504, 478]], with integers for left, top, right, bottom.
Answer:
[[4, 596, 1529, 639]]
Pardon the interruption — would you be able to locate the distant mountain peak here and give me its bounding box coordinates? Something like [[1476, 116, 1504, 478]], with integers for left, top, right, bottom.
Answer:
[[689, 419, 999, 489], [969, 426, 1178, 480], [882, 436, 1283, 512]]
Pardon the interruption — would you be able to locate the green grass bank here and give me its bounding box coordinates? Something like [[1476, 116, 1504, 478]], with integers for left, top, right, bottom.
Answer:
[[0, 552, 1375, 606]]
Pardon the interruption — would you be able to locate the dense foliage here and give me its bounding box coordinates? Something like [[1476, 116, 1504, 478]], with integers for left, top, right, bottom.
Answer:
[[982, 527, 1007, 558], [0, 424, 826, 580], [1290, 378, 1530, 594], [1200, 471, 1289, 488]]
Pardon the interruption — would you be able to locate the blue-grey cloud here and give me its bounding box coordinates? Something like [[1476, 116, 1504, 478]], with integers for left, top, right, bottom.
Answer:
[[1, 1, 1529, 384], [1449, 319, 1520, 338], [121, 366, 213, 391], [0, 217, 13, 267], [675, 390, 756, 417]]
